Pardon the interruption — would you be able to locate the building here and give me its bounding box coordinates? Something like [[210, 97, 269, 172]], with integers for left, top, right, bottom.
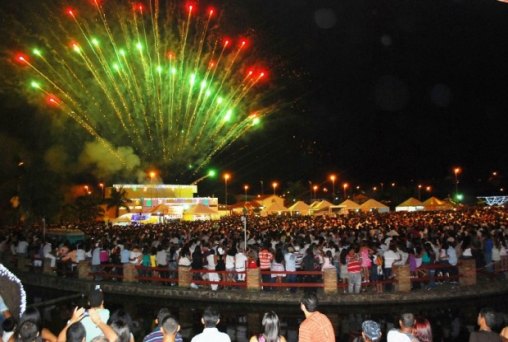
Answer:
[[107, 184, 219, 222]]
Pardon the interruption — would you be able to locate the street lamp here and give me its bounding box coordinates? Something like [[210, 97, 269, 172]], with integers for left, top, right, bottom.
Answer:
[[244, 184, 249, 202], [313, 185, 318, 200], [417, 184, 422, 200], [453, 167, 461, 195], [224, 173, 231, 206], [330, 175, 336, 200], [343, 183, 349, 200], [272, 181, 278, 195], [99, 182, 105, 199]]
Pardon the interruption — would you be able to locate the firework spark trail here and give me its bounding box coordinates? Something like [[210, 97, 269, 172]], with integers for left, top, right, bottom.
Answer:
[[11, 0, 273, 174]]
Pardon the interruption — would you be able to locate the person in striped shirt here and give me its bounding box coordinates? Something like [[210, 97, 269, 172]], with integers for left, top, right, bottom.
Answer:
[[258, 242, 274, 291], [298, 293, 335, 342], [346, 245, 362, 294]]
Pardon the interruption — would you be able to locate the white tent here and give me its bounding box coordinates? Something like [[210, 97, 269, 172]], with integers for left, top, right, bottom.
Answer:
[[310, 200, 334, 215], [264, 202, 289, 215], [183, 204, 219, 221], [288, 201, 311, 215], [338, 199, 361, 213], [395, 197, 424, 212], [359, 199, 390, 213], [422, 197, 454, 211]]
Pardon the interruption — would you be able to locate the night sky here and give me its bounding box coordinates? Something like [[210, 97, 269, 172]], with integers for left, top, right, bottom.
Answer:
[[1, 0, 508, 199]]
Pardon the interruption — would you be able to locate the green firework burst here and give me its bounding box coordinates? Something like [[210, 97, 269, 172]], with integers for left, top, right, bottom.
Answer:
[[11, 0, 274, 174]]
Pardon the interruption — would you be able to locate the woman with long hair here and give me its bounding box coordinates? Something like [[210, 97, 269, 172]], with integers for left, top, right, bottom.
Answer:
[[249, 311, 287, 342], [9, 307, 56, 342]]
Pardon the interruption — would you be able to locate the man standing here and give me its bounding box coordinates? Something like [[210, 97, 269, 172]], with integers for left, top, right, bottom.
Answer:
[[298, 293, 335, 342], [191, 306, 230, 342], [284, 246, 297, 293], [258, 242, 273, 291], [469, 308, 501, 342], [387, 313, 418, 342], [143, 308, 183, 342], [160, 316, 180, 342], [235, 246, 248, 282], [80, 287, 110, 342]]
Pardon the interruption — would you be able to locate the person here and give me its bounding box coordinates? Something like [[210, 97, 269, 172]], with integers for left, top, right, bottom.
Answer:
[[387, 313, 419, 342], [259, 242, 274, 291], [235, 246, 248, 282], [270, 249, 285, 288], [298, 293, 335, 342], [2, 317, 16, 342], [383, 242, 401, 291], [284, 246, 297, 293], [63, 322, 86, 342], [80, 288, 110, 342], [249, 311, 287, 342], [353, 320, 382, 342], [160, 316, 180, 342], [57, 307, 117, 342], [190, 307, 230, 342], [0, 295, 12, 325], [346, 246, 362, 294], [11, 307, 57, 342], [107, 310, 134, 342], [469, 308, 502, 342], [142, 308, 183, 342], [13, 321, 40, 342], [413, 317, 432, 342]]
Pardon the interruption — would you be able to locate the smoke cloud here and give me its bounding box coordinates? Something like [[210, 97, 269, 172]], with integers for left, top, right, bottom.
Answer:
[[78, 141, 141, 178]]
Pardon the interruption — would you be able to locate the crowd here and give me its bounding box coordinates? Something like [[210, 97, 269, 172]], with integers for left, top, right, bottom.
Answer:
[[1, 207, 507, 292], [2, 287, 508, 342]]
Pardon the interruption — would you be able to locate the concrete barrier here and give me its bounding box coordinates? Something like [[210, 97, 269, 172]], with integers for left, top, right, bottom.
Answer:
[[394, 264, 411, 293], [123, 263, 137, 282], [78, 260, 92, 281], [246, 268, 261, 291], [459, 259, 476, 286], [178, 266, 191, 288], [323, 268, 338, 295]]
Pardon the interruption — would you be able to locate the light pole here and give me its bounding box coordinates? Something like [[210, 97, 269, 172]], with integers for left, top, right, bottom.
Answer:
[[223, 173, 231, 206], [272, 182, 278, 195], [343, 183, 349, 200], [244, 184, 249, 202], [330, 175, 336, 200], [418, 184, 422, 201], [149, 171, 156, 207], [454, 167, 461, 195], [99, 182, 105, 199], [313, 185, 318, 200]]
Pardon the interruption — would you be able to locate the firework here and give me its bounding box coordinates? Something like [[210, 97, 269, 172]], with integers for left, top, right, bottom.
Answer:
[[11, 0, 272, 174]]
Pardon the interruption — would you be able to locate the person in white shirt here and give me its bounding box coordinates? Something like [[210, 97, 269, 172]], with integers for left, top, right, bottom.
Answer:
[[16, 236, 29, 256], [387, 313, 419, 342], [43, 242, 57, 267], [235, 247, 248, 281], [191, 307, 231, 342]]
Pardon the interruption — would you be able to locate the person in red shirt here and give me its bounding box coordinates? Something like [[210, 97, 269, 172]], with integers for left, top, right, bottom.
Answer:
[[346, 246, 362, 294], [298, 293, 335, 342], [258, 242, 274, 291]]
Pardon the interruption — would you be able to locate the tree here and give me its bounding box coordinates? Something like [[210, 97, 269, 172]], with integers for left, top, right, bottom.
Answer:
[[104, 187, 131, 218], [74, 195, 104, 223]]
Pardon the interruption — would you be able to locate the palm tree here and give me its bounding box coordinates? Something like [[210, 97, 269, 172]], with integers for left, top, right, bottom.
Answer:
[[74, 195, 104, 223], [104, 187, 132, 218]]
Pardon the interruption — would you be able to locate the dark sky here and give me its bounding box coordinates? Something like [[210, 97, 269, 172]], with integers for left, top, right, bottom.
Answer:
[[1, 0, 508, 198], [212, 0, 508, 190]]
